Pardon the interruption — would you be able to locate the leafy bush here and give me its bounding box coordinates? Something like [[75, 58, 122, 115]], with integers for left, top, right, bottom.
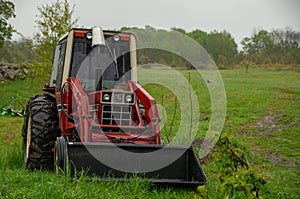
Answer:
[[197, 133, 266, 199]]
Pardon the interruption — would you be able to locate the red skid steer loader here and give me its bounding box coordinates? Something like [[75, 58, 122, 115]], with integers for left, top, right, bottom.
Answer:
[[22, 27, 206, 186]]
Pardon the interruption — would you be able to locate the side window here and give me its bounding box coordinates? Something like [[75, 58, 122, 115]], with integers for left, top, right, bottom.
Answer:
[[49, 45, 61, 87], [55, 40, 67, 91], [70, 37, 92, 77]]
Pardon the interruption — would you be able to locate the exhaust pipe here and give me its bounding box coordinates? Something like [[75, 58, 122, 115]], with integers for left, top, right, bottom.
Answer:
[[92, 27, 105, 47]]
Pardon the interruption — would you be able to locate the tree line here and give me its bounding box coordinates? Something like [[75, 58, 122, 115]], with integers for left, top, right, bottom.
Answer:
[[0, 0, 299, 70], [130, 26, 300, 69]]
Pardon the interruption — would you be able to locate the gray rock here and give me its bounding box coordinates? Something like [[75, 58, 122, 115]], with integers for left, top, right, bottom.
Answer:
[[0, 65, 8, 72], [0, 63, 29, 81], [23, 68, 30, 74], [4, 69, 15, 80]]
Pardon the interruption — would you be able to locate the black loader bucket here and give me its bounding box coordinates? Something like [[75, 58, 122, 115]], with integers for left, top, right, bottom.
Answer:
[[65, 142, 206, 187]]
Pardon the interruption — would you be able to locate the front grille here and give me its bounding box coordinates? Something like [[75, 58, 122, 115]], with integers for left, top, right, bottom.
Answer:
[[102, 105, 132, 126]]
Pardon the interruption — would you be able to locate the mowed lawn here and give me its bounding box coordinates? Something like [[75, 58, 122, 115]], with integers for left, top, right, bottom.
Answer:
[[0, 68, 299, 198]]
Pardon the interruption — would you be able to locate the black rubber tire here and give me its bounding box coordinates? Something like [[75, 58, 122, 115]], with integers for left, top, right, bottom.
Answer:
[[54, 136, 68, 175], [22, 94, 60, 170]]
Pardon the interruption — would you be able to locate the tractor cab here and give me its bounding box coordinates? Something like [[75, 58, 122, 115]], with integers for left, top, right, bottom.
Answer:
[[49, 27, 137, 92], [72, 29, 133, 92]]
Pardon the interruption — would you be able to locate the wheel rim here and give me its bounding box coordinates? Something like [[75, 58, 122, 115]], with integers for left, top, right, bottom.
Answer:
[[55, 137, 67, 175], [64, 142, 69, 176], [25, 117, 32, 165], [54, 140, 59, 175]]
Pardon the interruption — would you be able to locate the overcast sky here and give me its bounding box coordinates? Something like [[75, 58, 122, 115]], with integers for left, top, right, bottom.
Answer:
[[9, 0, 300, 46]]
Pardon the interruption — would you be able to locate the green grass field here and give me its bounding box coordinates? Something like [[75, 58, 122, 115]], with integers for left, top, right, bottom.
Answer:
[[0, 68, 299, 198]]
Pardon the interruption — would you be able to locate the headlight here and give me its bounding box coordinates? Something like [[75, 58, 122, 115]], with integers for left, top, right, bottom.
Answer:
[[86, 32, 92, 40], [125, 94, 133, 103], [113, 34, 120, 41], [103, 93, 110, 101]]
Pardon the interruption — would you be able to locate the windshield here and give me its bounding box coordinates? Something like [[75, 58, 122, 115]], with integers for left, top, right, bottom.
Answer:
[[71, 34, 131, 92]]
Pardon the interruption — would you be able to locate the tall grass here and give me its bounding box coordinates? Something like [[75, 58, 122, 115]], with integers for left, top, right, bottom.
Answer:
[[0, 143, 23, 169]]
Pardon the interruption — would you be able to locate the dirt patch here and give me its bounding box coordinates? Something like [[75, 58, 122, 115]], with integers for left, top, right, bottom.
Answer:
[[252, 113, 297, 137], [244, 114, 299, 168], [255, 113, 283, 129], [251, 114, 300, 143], [250, 145, 297, 167]]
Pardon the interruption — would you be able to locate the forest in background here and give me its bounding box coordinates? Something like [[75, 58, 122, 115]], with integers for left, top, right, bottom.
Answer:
[[1, 26, 300, 71]]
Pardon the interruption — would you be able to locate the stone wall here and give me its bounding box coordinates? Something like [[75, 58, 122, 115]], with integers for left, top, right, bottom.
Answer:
[[0, 63, 29, 82]]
